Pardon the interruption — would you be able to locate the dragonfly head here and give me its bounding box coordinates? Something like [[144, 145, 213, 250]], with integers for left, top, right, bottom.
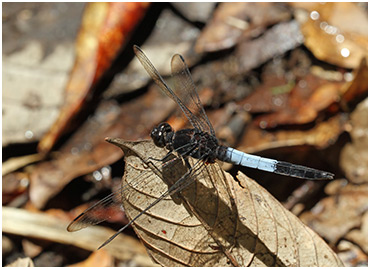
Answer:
[[151, 122, 174, 148]]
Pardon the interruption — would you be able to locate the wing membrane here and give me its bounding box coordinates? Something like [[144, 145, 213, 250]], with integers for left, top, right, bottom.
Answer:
[[171, 54, 215, 136], [133, 45, 214, 135], [67, 156, 170, 232]]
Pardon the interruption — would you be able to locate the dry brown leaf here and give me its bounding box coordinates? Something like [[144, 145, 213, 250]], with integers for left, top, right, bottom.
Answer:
[[2, 207, 155, 266], [195, 2, 290, 53], [300, 180, 367, 246], [237, 20, 304, 73], [342, 58, 368, 104], [299, 3, 367, 69], [291, 2, 368, 37], [3, 172, 30, 207], [108, 138, 343, 266], [345, 211, 368, 254], [2, 41, 72, 146], [340, 98, 368, 184], [239, 72, 344, 128], [38, 2, 150, 153], [238, 114, 348, 154], [337, 239, 368, 267], [2, 154, 43, 176], [3, 1, 82, 147]]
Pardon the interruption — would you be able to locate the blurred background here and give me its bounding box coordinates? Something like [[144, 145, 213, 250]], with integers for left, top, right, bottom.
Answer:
[[2, 2, 367, 266]]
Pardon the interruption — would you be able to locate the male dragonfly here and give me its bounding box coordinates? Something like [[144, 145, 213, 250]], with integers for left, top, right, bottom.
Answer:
[[67, 45, 334, 248]]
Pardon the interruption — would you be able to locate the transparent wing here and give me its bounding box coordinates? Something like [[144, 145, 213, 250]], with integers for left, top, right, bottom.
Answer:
[[67, 152, 180, 232], [133, 45, 215, 135], [67, 161, 160, 232], [171, 54, 215, 136]]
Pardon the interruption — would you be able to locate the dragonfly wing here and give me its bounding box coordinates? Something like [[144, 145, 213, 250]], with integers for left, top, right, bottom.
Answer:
[[133, 45, 214, 135], [67, 164, 161, 232], [171, 54, 215, 136], [67, 191, 123, 232]]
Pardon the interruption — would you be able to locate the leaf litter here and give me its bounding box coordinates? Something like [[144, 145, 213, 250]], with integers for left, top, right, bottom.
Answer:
[[3, 2, 368, 266]]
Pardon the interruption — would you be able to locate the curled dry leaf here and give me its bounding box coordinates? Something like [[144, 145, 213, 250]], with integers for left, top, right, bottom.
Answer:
[[342, 58, 368, 104], [107, 138, 343, 266], [298, 2, 367, 69], [38, 2, 150, 153], [240, 72, 344, 128], [238, 113, 348, 154], [195, 2, 290, 53]]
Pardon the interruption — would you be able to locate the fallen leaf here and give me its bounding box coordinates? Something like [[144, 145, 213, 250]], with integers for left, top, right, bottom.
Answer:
[[300, 181, 367, 245], [291, 2, 368, 36], [240, 73, 344, 128], [2, 3, 83, 146], [172, 3, 216, 23], [107, 138, 343, 266], [38, 2, 150, 153], [3, 235, 14, 256], [104, 7, 202, 98], [344, 211, 368, 254], [3, 172, 29, 205], [337, 240, 368, 267], [2, 154, 43, 176], [22, 239, 43, 259], [298, 3, 367, 69], [2, 41, 72, 146], [237, 20, 304, 73], [238, 113, 348, 155], [340, 98, 368, 184], [342, 58, 368, 105], [29, 100, 123, 208], [2, 207, 155, 266], [195, 2, 291, 53]]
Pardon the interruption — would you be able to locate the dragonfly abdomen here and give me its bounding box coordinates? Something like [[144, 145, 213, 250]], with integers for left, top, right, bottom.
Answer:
[[220, 147, 277, 172], [219, 147, 334, 180]]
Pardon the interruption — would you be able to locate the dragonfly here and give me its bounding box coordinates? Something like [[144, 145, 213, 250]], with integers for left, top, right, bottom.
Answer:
[[67, 45, 334, 248]]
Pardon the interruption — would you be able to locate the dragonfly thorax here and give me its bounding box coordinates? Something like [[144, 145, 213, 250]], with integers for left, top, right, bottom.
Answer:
[[151, 122, 223, 163], [172, 128, 222, 163]]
